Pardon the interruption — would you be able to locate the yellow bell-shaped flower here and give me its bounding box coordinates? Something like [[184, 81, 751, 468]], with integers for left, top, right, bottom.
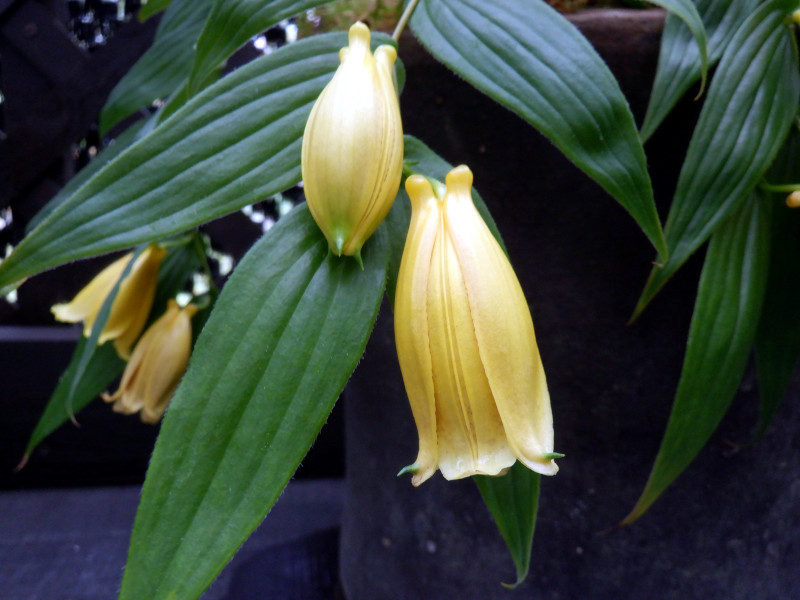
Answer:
[[103, 300, 197, 424], [51, 245, 166, 359], [301, 21, 403, 261], [394, 166, 559, 486]]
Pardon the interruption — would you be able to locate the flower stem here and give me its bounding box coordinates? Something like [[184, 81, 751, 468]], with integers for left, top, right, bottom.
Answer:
[[392, 0, 420, 43], [760, 181, 800, 193]]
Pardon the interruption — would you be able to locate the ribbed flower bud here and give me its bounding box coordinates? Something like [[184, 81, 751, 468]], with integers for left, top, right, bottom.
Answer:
[[394, 166, 559, 486], [103, 300, 197, 424], [301, 22, 403, 262], [51, 245, 166, 359]]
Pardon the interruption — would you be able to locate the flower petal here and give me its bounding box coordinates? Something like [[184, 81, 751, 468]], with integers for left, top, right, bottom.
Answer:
[[395, 176, 441, 485], [428, 222, 515, 480], [444, 166, 557, 475]]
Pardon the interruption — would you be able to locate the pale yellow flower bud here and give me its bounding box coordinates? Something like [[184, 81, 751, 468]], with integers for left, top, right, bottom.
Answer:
[[394, 166, 558, 486], [103, 300, 197, 424], [51, 245, 166, 359], [301, 22, 404, 262], [786, 191, 800, 208]]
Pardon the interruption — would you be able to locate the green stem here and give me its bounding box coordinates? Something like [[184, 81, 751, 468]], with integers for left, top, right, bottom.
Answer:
[[760, 181, 800, 193], [392, 0, 420, 43]]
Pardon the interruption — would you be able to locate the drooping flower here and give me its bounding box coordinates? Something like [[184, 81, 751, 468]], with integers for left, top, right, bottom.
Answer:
[[51, 245, 166, 359], [102, 300, 197, 424], [394, 166, 559, 486], [301, 21, 403, 262]]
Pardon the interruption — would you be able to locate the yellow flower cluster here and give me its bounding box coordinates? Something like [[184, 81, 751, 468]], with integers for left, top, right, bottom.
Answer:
[[301, 23, 558, 483], [51, 245, 165, 359], [51, 245, 195, 423], [103, 300, 197, 424], [395, 167, 558, 484]]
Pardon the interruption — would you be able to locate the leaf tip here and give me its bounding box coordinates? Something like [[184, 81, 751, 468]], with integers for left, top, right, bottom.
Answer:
[[14, 454, 30, 472]]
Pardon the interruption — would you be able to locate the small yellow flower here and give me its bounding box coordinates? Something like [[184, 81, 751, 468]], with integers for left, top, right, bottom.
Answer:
[[102, 300, 197, 424], [51, 245, 166, 359], [301, 21, 403, 262], [394, 166, 558, 486]]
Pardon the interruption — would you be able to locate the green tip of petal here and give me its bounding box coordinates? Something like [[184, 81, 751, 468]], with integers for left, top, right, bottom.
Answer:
[[397, 463, 419, 477], [332, 234, 346, 256], [543, 452, 565, 460]]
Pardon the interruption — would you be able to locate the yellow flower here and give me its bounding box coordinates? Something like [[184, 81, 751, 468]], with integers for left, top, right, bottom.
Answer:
[[51, 245, 166, 359], [394, 166, 559, 486], [301, 21, 403, 262], [102, 300, 197, 424]]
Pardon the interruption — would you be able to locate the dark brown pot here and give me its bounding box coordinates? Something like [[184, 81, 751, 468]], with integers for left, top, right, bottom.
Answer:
[[339, 9, 800, 600]]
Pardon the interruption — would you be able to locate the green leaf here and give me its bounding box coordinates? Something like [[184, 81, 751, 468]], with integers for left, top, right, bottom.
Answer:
[[640, 0, 758, 142], [633, 0, 800, 318], [0, 32, 396, 291], [139, 0, 173, 21], [754, 128, 800, 439], [410, 0, 666, 256], [21, 247, 145, 461], [188, 0, 323, 94], [100, 0, 215, 134], [624, 192, 771, 524], [21, 338, 124, 464], [21, 244, 200, 459], [645, 0, 708, 97], [474, 463, 541, 588], [27, 118, 150, 233], [119, 204, 388, 600]]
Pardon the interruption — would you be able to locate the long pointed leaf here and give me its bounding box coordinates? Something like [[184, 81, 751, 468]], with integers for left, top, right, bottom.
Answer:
[[634, 0, 800, 318], [646, 0, 708, 98], [101, 0, 215, 134], [21, 338, 124, 462], [624, 192, 771, 524], [474, 463, 541, 588], [640, 0, 758, 141], [0, 32, 394, 291], [754, 128, 800, 439], [188, 0, 322, 94], [119, 204, 388, 599], [410, 0, 666, 256]]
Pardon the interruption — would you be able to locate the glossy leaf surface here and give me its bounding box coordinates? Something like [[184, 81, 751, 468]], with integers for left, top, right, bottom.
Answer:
[[0, 32, 398, 291], [101, 0, 214, 133], [475, 462, 541, 588], [119, 205, 388, 599], [411, 0, 666, 256], [634, 1, 799, 317], [641, 0, 758, 141], [188, 0, 322, 92], [624, 193, 771, 523], [754, 129, 800, 439]]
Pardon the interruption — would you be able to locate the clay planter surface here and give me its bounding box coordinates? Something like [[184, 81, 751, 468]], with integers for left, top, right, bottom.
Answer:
[[339, 10, 800, 600]]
